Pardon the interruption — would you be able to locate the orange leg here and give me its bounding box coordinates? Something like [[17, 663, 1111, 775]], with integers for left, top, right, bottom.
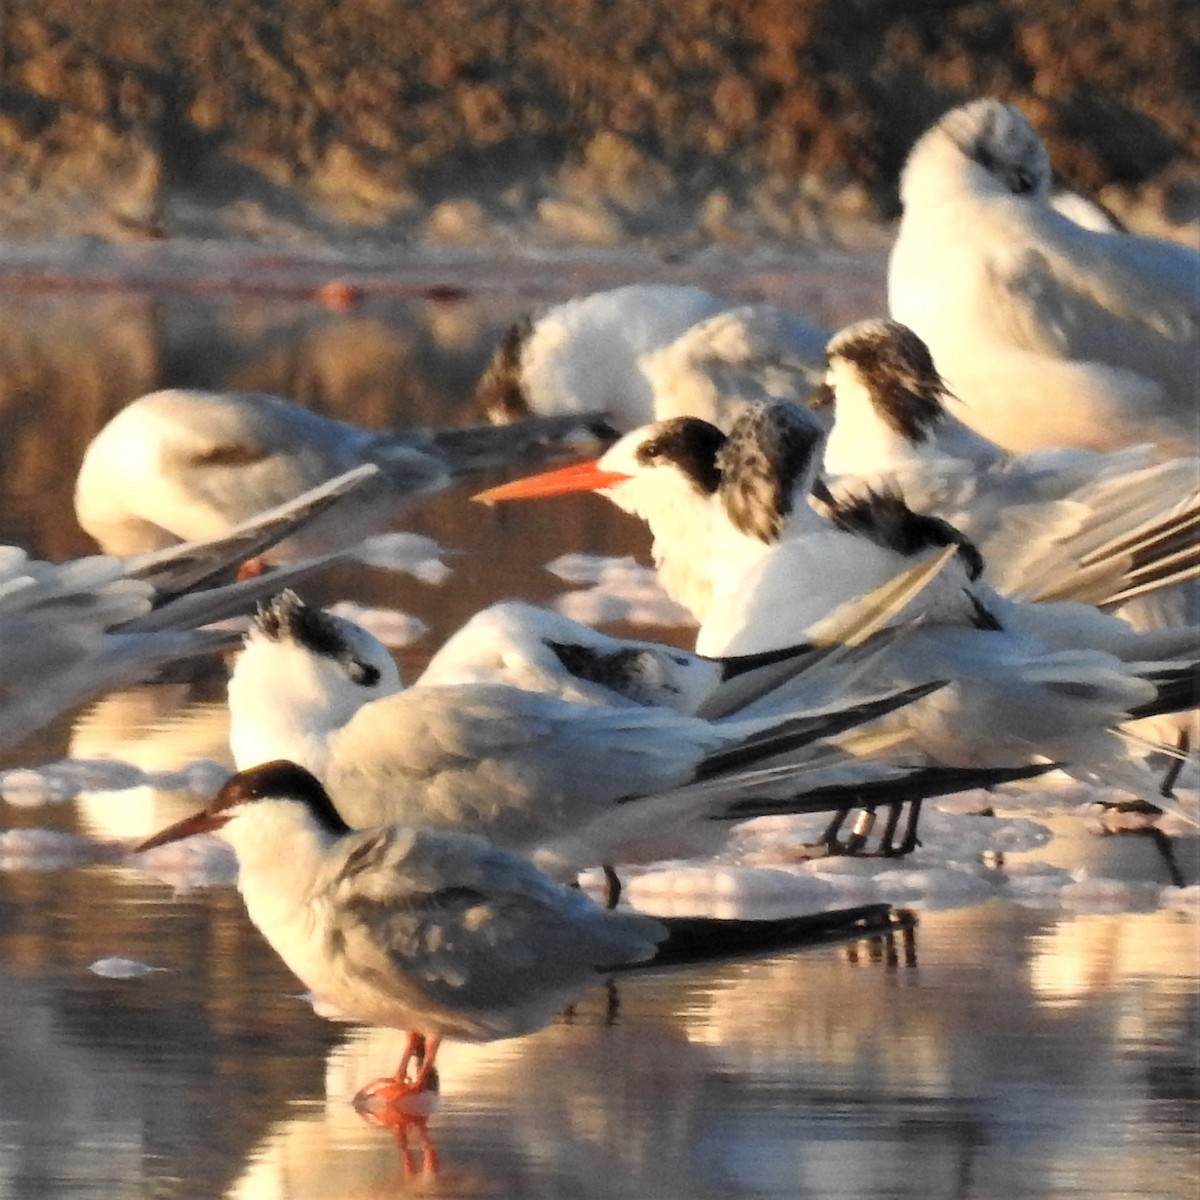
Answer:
[[354, 1032, 443, 1114]]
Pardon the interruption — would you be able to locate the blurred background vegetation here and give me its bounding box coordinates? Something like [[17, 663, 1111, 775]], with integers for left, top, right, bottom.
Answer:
[[0, 0, 1195, 244]]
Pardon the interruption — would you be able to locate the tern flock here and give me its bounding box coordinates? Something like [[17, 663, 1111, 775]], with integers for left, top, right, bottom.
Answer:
[[8, 96, 1196, 1111]]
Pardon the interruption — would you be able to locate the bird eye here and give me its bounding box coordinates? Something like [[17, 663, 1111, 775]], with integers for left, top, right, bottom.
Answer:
[[1011, 168, 1035, 195], [347, 660, 381, 687]]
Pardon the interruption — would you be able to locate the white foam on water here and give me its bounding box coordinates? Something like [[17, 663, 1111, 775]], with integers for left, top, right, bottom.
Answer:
[[545, 552, 697, 628], [326, 601, 430, 647], [352, 532, 454, 584], [88, 956, 163, 978]]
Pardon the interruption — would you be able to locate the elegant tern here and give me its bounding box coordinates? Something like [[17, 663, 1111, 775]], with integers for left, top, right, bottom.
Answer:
[[476, 407, 1200, 814], [812, 318, 1200, 606], [888, 98, 1199, 458], [812, 317, 1200, 787]]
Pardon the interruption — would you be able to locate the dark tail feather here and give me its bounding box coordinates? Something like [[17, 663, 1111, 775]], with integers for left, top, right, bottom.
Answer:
[[694, 680, 946, 782], [713, 761, 1061, 822], [616, 903, 911, 972], [1127, 662, 1200, 720]]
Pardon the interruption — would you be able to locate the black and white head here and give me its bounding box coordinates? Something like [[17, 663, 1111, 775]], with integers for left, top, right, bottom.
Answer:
[[471, 415, 726, 544], [716, 402, 825, 544], [229, 591, 402, 734], [903, 99, 1051, 205], [582, 415, 725, 524], [475, 315, 536, 424], [135, 760, 352, 853], [815, 319, 952, 445]]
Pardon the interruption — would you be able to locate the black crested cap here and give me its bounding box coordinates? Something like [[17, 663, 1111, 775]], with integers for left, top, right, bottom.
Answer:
[[828, 487, 986, 580], [545, 639, 681, 706], [633, 417, 725, 495], [718, 402, 823, 544], [253, 591, 383, 687], [826, 319, 951, 444]]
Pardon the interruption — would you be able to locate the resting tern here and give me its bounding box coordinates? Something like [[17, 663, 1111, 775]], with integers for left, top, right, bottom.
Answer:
[[476, 284, 826, 432], [133, 759, 907, 1104], [75, 387, 607, 561], [813, 318, 1200, 610], [417, 595, 925, 719], [476, 407, 1200, 813], [227, 591, 976, 889], [0, 465, 377, 752], [812, 317, 1200, 790], [888, 98, 1199, 457]]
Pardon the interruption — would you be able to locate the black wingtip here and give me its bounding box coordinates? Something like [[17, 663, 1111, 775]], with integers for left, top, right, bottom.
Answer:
[[623, 902, 913, 971]]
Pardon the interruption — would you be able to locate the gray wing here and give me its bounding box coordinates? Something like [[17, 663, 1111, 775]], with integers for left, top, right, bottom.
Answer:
[[994, 210, 1198, 407], [324, 825, 663, 1037], [327, 683, 726, 847]]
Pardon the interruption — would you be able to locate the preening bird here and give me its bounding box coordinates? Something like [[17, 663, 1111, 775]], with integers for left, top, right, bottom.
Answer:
[[476, 284, 826, 432], [75, 387, 607, 561]]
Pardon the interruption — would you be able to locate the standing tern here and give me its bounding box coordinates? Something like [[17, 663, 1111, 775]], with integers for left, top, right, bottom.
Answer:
[[888, 98, 1199, 457], [476, 284, 827, 432], [227, 591, 969, 892], [133, 759, 907, 1105], [475, 407, 1200, 815], [74, 387, 608, 561]]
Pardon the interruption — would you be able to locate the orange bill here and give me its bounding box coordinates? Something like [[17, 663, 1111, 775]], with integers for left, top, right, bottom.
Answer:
[[473, 459, 633, 503]]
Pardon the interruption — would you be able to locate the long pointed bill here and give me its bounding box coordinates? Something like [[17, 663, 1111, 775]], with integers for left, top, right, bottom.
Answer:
[[134, 809, 231, 853], [473, 459, 632, 503]]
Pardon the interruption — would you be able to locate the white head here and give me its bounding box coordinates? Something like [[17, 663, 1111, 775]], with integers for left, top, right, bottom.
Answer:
[[901, 98, 1052, 209], [227, 591, 401, 769], [422, 599, 716, 712]]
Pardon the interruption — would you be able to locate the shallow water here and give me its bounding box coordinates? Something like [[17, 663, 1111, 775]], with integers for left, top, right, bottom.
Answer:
[[0, 270, 1196, 1198]]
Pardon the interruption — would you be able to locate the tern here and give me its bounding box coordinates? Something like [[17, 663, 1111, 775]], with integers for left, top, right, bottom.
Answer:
[[0, 465, 377, 752], [229, 591, 999, 889], [476, 284, 826, 432], [75, 387, 608, 561], [133, 759, 908, 1105], [812, 318, 1200, 609], [475, 407, 1200, 816], [812, 317, 1200, 791], [888, 98, 1199, 458]]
